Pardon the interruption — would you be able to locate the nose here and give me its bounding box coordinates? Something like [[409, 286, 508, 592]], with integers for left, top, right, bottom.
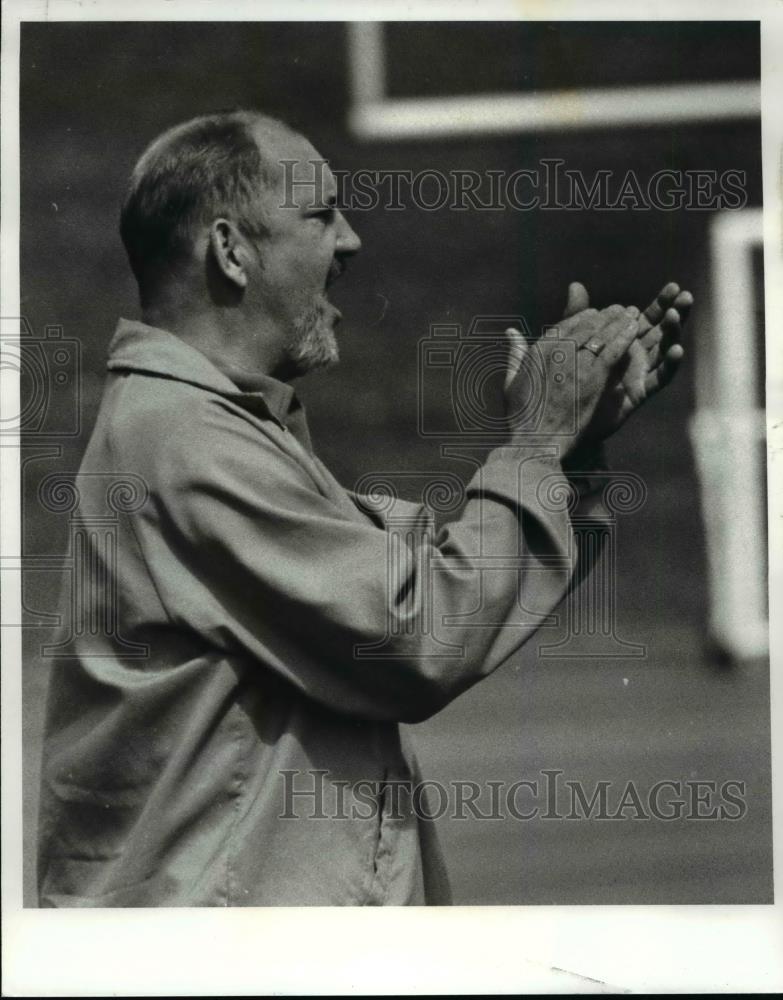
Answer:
[[335, 211, 362, 256]]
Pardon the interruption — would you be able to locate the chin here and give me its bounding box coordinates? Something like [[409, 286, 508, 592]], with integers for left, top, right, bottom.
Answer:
[[293, 338, 339, 375], [288, 297, 341, 375]]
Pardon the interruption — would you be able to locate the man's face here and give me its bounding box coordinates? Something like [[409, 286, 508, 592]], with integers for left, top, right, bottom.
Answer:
[[248, 129, 361, 378]]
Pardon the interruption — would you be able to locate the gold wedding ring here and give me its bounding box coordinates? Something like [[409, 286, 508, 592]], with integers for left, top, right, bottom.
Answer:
[[581, 338, 605, 357]]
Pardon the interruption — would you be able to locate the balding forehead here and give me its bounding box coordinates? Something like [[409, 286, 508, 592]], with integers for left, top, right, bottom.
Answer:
[[252, 125, 336, 202], [251, 122, 320, 169]]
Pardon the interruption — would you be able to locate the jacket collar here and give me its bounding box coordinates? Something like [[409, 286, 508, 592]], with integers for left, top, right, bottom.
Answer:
[[107, 318, 298, 428]]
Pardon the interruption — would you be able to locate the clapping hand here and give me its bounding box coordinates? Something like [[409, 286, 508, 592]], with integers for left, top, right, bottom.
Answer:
[[562, 281, 691, 442]]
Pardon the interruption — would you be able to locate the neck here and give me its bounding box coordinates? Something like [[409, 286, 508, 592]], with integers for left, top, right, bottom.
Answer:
[[141, 296, 284, 383]]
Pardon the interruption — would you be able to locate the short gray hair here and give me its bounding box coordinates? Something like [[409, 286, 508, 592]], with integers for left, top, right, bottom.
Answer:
[[119, 109, 290, 300]]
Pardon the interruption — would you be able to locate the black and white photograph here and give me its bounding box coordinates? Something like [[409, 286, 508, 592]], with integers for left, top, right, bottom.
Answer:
[[2, 0, 782, 994]]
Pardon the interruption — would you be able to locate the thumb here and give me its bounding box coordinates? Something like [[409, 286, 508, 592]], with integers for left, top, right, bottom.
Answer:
[[624, 339, 648, 406], [564, 281, 590, 318], [504, 327, 529, 391]]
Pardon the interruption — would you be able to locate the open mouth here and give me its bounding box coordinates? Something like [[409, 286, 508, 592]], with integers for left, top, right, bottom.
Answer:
[[325, 260, 344, 290], [322, 260, 345, 324]]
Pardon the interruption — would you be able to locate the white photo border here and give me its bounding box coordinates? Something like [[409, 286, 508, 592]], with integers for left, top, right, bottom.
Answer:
[[2, 0, 781, 994]]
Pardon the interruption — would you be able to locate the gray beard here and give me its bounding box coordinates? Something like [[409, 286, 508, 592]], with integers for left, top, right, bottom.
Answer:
[[287, 294, 339, 374]]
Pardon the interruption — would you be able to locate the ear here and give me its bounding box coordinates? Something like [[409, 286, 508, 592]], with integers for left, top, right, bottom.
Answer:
[[208, 219, 252, 290]]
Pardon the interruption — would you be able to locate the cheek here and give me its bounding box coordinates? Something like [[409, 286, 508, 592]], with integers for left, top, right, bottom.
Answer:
[[258, 230, 332, 309], [259, 257, 311, 311]]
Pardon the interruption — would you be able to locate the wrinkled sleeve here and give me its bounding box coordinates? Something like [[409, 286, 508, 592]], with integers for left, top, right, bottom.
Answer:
[[129, 399, 581, 723]]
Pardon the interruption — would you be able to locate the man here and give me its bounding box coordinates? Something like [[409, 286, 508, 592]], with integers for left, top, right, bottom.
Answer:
[[37, 110, 690, 906]]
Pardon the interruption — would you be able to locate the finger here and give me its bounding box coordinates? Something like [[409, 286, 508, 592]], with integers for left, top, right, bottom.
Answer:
[[504, 327, 528, 391], [599, 313, 639, 371], [644, 344, 685, 396], [640, 281, 680, 333], [572, 304, 636, 353], [673, 289, 693, 325], [571, 304, 629, 349], [659, 307, 683, 359], [563, 281, 590, 319], [623, 339, 649, 405], [638, 324, 663, 353], [563, 307, 601, 344], [661, 306, 682, 338], [639, 306, 682, 361]]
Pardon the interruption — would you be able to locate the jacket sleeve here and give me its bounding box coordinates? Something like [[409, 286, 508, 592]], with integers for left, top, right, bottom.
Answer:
[[561, 442, 615, 587], [128, 397, 580, 723]]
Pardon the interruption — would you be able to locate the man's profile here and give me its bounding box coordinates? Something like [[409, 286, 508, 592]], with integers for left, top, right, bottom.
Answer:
[[37, 109, 690, 906]]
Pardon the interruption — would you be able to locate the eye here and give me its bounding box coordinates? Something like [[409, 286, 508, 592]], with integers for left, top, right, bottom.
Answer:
[[306, 208, 332, 226]]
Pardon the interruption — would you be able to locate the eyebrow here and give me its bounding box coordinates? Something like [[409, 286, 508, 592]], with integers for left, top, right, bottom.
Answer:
[[305, 191, 338, 212]]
